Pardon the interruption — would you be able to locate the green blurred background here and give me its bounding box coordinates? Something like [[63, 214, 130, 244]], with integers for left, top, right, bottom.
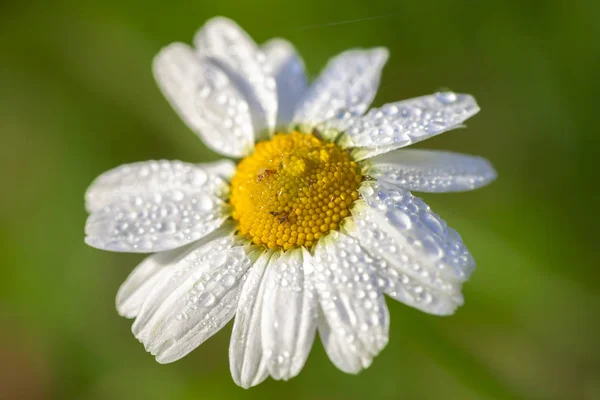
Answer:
[[1, 0, 599, 399]]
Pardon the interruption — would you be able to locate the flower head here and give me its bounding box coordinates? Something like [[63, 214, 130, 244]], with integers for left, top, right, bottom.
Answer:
[[84, 17, 496, 388]]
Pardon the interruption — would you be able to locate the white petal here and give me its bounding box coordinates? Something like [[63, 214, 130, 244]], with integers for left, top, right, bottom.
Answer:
[[316, 311, 368, 374], [194, 17, 277, 135], [229, 252, 273, 389], [131, 232, 255, 363], [116, 245, 188, 319], [198, 159, 237, 182], [261, 248, 317, 380], [365, 149, 496, 192], [262, 39, 308, 127], [153, 43, 254, 157], [85, 160, 230, 253], [131, 229, 236, 337], [341, 92, 480, 160], [346, 181, 475, 315], [85, 160, 228, 213], [229, 251, 274, 389], [293, 48, 389, 135], [311, 232, 389, 374]]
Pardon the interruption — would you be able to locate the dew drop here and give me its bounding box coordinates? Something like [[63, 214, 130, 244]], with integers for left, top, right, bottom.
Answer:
[[426, 119, 448, 133], [195, 195, 214, 211], [198, 292, 216, 307], [171, 190, 184, 202], [421, 213, 444, 236], [435, 91, 457, 104], [387, 210, 412, 230], [221, 274, 236, 288], [421, 236, 444, 259]]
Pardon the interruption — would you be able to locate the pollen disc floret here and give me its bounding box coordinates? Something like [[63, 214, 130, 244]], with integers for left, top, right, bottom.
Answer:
[[230, 131, 362, 250]]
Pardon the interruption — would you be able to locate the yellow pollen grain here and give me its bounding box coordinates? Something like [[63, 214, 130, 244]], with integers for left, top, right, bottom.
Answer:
[[230, 131, 362, 250]]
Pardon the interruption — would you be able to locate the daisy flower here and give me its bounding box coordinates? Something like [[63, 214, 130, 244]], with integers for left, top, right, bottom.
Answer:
[[84, 17, 496, 388]]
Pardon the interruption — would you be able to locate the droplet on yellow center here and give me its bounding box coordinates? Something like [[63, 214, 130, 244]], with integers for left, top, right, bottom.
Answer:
[[230, 131, 362, 250]]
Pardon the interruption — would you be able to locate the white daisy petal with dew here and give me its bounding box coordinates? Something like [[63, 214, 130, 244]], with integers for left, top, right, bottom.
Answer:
[[84, 16, 496, 388]]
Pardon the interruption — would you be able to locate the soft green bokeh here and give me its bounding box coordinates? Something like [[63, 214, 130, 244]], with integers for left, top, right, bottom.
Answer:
[[1, 1, 598, 399]]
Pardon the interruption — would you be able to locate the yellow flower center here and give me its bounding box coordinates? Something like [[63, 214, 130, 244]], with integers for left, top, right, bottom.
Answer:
[[230, 131, 362, 250]]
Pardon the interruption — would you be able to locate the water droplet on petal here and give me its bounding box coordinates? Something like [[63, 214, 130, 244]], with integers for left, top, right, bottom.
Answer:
[[435, 91, 457, 104], [198, 292, 216, 307], [199, 195, 215, 211], [221, 274, 236, 288], [387, 210, 412, 230]]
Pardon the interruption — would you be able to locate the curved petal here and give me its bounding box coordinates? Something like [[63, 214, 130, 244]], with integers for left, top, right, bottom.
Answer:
[[116, 244, 190, 319], [262, 38, 308, 127], [153, 43, 254, 157], [131, 231, 255, 363], [346, 181, 475, 315], [84, 160, 230, 253], [229, 251, 274, 389], [293, 48, 389, 136], [261, 248, 317, 380], [85, 160, 228, 213], [364, 149, 496, 192], [194, 17, 277, 135], [341, 92, 480, 160], [311, 231, 389, 374], [316, 310, 368, 374]]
